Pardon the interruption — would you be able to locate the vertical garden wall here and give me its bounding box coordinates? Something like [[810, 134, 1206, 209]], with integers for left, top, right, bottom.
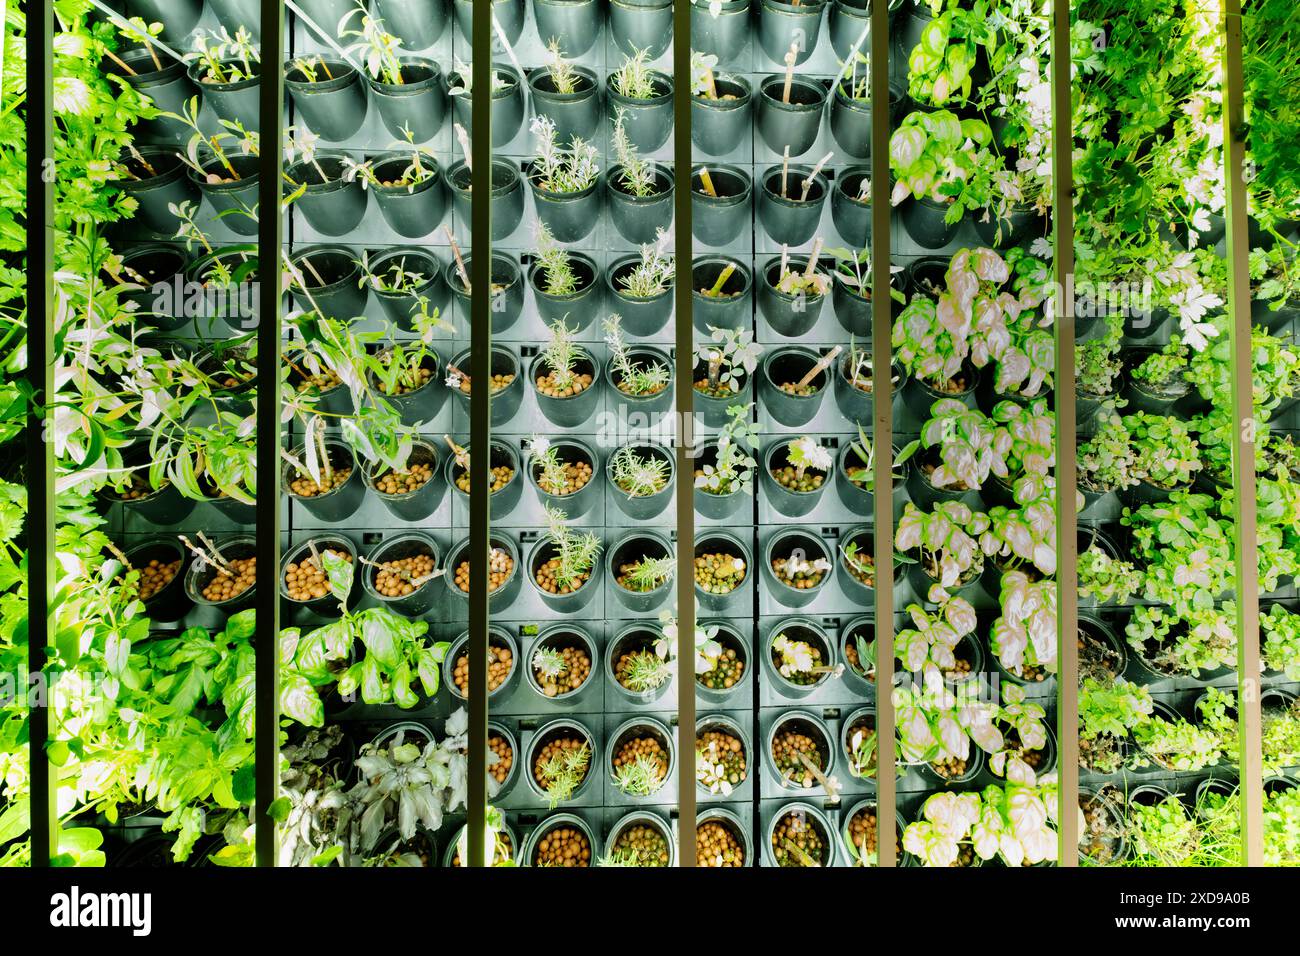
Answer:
[[2, 0, 1298, 868]]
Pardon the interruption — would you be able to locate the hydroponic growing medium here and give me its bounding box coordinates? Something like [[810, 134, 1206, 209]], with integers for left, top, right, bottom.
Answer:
[[2, 0, 1298, 873]]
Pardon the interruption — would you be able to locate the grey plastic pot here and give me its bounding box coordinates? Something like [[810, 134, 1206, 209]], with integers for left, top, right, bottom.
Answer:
[[832, 272, 884, 338], [296, 0, 356, 35], [692, 0, 752, 61], [444, 534, 522, 610], [761, 440, 830, 518], [206, 0, 262, 36], [766, 710, 836, 793], [284, 440, 366, 522], [448, 253, 523, 331], [692, 75, 754, 156], [757, 254, 828, 336], [188, 60, 260, 124], [830, 81, 902, 159], [762, 528, 833, 609], [122, 148, 199, 235], [691, 165, 752, 246], [607, 442, 675, 520], [610, 0, 674, 58], [449, 345, 523, 426], [280, 534, 358, 618], [446, 439, 524, 519], [284, 60, 368, 142], [606, 256, 674, 335], [523, 812, 597, 866], [607, 530, 675, 614], [758, 165, 829, 246], [901, 194, 960, 249], [765, 802, 836, 867], [526, 625, 600, 702], [375, 0, 448, 49], [831, 166, 874, 248], [108, 50, 196, 144], [763, 617, 836, 698], [124, 537, 192, 623], [444, 628, 519, 705], [368, 57, 445, 142], [526, 438, 602, 518], [530, 350, 604, 427], [608, 717, 676, 801], [834, 349, 902, 423], [447, 159, 524, 241], [974, 203, 1043, 249], [608, 70, 674, 151], [527, 538, 602, 613], [286, 155, 368, 236], [760, 0, 826, 65], [120, 243, 190, 332], [607, 624, 674, 705], [287, 245, 366, 319], [757, 76, 826, 156], [528, 166, 602, 243], [183, 534, 257, 614], [901, 362, 980, 420], [523, 724, 598, 805], [760, 346, 831, 427], [528, 252, 601, 330], [189, 154, 259, 236], [691, 441, 751, 518], [828, 0, 881, 60], [604, 810, 676, 866], [454, 0, 525, 45], [534, 0, 604, 55], [607, 346, 674, 416], [528, 65, 601, 144], [365, 438, 445, 519], [607, 164, 675, 245], [124, 0, 202, 41], [697, 806, 751, 867], [695, 625, 751, 705], [370, 156, 447, 239], [836, 525, 876, 607], [367, 248, 448, 331], [360, 532, 443, 616], [693, 256, 753, 332], [449, 66, 524, 148], [694, 530, 751, 614], [839, 615, 876, 696]]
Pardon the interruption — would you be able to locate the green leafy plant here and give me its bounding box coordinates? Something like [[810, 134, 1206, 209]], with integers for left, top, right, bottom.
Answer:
[[608, 445, 671, 498], [696, 326, 762, 397], [529, 114, 600, 193], [694, 403, 759, 497], [541, 505, 601, 592]]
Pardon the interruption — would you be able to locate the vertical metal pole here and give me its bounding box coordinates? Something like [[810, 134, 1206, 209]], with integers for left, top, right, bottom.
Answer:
[[254, 0, 284, 869], [466, 0, 493, 868], [869, 0, 896, 868], [1221, 0, 1263, 868], [26, 0, 55, 869], [1051, 0, 1079, 866], [672, 0, 696, 869]]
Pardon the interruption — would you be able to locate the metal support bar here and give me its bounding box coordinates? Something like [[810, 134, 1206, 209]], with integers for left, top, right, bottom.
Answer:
[[254, 0, 285, 869], [1221, 0, 1263, 868]]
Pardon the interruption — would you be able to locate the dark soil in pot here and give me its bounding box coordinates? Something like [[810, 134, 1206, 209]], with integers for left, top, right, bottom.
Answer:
[[608, 531, 674, 614], [287, 246, 366, 320], [284, 59, 368, 142], [448, 345, 522, 426], [280, 535, 357, 617], [692, 74, 753, 156], [757, 254, 829, 336], [973, 202, 1043, 249], [1077, 615, 1127, 685], [365, 438, 444, 520], [448, 253, 523, 332], [361, 532, 443, 617], [445, 535, 521, 609], [757, 76, 826, 156], [531, 350, 603, 427], [760, 346, 832, 426], [528, 64, 601, 144], [121, 147, 199, 235], [286, 155, 368, 236], [527, 438, 601, 518], [284, 440, 365, 522], [693, 255, 753, 332], [446, 439, 522, 518], [367, 57, 445, 142], [607, 164, 675, 245], [529, 253, 601, 329], [369, 155, 447, 239], [692, 164, 752, 246], [447, 158, 524, 241]]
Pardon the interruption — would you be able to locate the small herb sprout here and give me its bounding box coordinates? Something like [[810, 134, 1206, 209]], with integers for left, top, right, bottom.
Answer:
[[538, 743, 591, 808], [609, 445, 671, 497], [343, 127, 437, 193], [540, 318, 584, 392], [697, 326, 763, 395], [533, 220, 578, 296], [620, 555, 675, 593], [614, 753, 664, 796], [618, 229, 675, 298], [543, 39, 578, 93], [695, 403, 760, 496], [530, 115, 600, 193], [604, 314, 670, 395], [447, 57, 510, 97], [611, 48, 658, 99], [787, 436, 834, 482], [543, 505, 601, 591], [612, 110, 657, 197], [188, 26, 260, 84], [621, 648, 674, 692], [528, 435, 570, 495], [532, 646, 569, 680]]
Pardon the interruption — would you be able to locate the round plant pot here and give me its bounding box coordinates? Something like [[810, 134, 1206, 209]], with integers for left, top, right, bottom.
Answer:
[[608, 718, 676, 801], [530, 350, 604, 427], [766, 710, 836, 794], [183, 534, 257, 615], [287, 245, 367, 320], [523, 723, 598, 805], [761, 440, 831, 518], [523, 811, 596, 867], [444, 534, 522, 610], [360, 532, 443, 617], [366, 248, 448, 331], [836, 525, 877, 606], [528, 251, 601, 329], [528, 64, 601, 144], [121, 147, 200, 235], [692, 0, 752, 61], [757, 254, 828, 336], [454, 0, 525, 45], [759, 0, 826, 66], [1122, 368, 1193, 418], [365, 438, 445, 519], [606, 624, 674, 705], [691, 439, 752, 517], [526, 437, 602, 519], [831, 165, 875, 249], [284, 59, 368, 142], [447, 158, 524, 241], [284, 440, 366, 522], [286, 154, 368, 236], [906, 446, 987, 511], [838, 614, 877, 695], [905, 550, 985, 606], [607, 345, 674, 415], [106, 49, 196, 144], [694, 530, 752, 615], [125, 0, 202, 41], [120, 243, 190, 331], [836, 440, 908, 517], [607, 164, 675, 245], [757, 76, 826, 156], [448, 253, 523, 332], [446, 439, 524, 519], [900, 194, 959, 249], [98, 448, 197, 526], [901, 362, 980, 420], [828, 0, 878, 59], [527, 539, 602, 613], [369, 155, 447, 239], [834, 349, 901, 423], [757, 163, 830, 246], [692, 165, 753, 246], [367, 57, 445, 142], [444, 627, 520, 704], [449, 66, 525, 148], [179, 245, 258, 333], [188, 59, 260, 124], [693, 256, 753, 332], [760, 345, 832, 427], [765, 801, 836, 867], [534, 0, 604, 56], [373, 0, 448, 47], [607, 441, 675, 520], [762, 528, 832, 609], [974, 202, 1042, 249], [692, 74, 753, 156], [610, 0, 674, 59], [449, 345, 524, 427], [124, 537, 192, 622], [604, 810, 676, 866], [206, 0, 262, 36], [692, 354, 753, 425], [697, 806, 751, 867], [910, 742, 985, 788], [526, 625, 599, 702], [528, 165, 602, 243], [1078, 788, 1128, 865], [606, 255, 674, 336], [280, 534, 358, 618], [608, 70, 674, 151], [189, 154, 259, 236], [608, 530, 675, 614]]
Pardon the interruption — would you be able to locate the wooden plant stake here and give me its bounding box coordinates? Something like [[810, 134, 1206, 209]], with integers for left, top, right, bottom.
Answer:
[[797, 345, 843, 390]]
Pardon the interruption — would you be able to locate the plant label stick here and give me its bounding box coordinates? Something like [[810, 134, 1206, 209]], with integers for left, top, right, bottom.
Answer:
[[698, 166, 719, 197], [797, 345, 842, 389]]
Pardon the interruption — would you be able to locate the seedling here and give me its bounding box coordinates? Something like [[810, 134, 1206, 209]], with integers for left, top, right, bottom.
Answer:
[[618, 229, 675, 298], [605, 315, 671, 396], [612, 110, 657, 197], [542, 505, 601, 592], [537, 743, 591, 809], [533, 220, 579, 297], [611, 48, 658, 99], [609, 445, 671, 498]]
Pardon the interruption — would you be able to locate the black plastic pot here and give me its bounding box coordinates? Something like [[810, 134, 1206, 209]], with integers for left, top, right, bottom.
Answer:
[[904, 549, 984, 605], [367, 57, 445, 142], [608, 531, 675, 614], [98, 447, 197, 526], [766, 711, 836, 796], [444, 628, 520, 704], [607, 441, 675, 519], [691, 165, 752, 246], [124, 537, 192, 622], [444, 534, 522, 610], [286, 154, 368, 236], [446, 439, 524, 519], [525, 626, 599, 702], [287, 245, 367, 320], [607, 165, 675, 245], [692, 0, 752, 61], [447, 158, 524, 241], [375, 0, 449, 49], [608, 70, 674, 151], [607, 345, 674, 415], [757, 255, 828, 337], [183, 534, 257, 614], [828, 0, 877, 60], [449, 345, 523, 427], [831, 165, 874, 248], [370, 155, 447, 239], [834, 349, 900, 423], [830, 81, 901, 159], [974, 203, 1042, 249], [193, 344, 257, 413], [901, 362, 980, 420], [528, 251, 601, 329], [763, 529, 832, 609], [900, 194, 959, 249], [757, 76, 826, 156], [528, 165, 602, 243], [905, 255, 950, 299], [526, 437, 602, 518], [831, 273, 880, 338], [530, 350, 604, 427], [448, 253, 523, 332], [692, 361, 753, 427], [121, 147, 199, 235], [762, 617, 836, 698], [760, 0, 826, 65], [836, 525, 876, 606], [692, 75, 753, 156], [284, 60, 368, 142], [106, 49, 196, 144], [611, 0, 674, 59], [284, 440, 366, 522], [534, 0, 604, 55], [1252, 294, 1300, 333], [120, 243, 190, 332], [758, 165, 829, 246], [365, 438, 445, 519], [454, 0, 525, 45], [1122, 363, 1193, 417], [836, 440, 907, 517], [693, 256, 753, 332], [286, 357, 350, 418], [366, 248, 448, 331], [124, 0, 202, 41], [607, 255, 674, 336], [527, 539, 601, 613], [760, 346, 831, 426], [361, 532, 443, 617], [188, 59, 260, 124], [529, 65, 601, 144], [761, 441, 831, 518], [692, 441, 752, 518], [206, 0, 261, 36], [449, 66, 524, 148], [189, 154, 259, 237], [694, 530, 751, 614], [695, 629, 751, 706], [280, 534, 357, 618]]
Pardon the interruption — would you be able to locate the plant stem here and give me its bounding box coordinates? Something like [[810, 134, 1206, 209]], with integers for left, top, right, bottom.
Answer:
[[797, 345, 842, 389]]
